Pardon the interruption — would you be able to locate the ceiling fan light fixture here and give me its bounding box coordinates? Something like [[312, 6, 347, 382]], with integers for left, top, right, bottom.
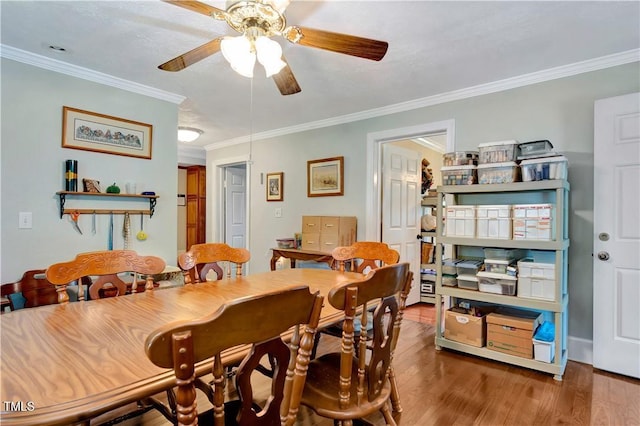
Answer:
[[255, 36, 286, 77], [221, 35, 256, 78], [178, 127, 203, 143]]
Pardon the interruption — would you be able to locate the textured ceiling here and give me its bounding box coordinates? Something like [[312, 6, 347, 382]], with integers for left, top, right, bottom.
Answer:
[[2, 1, 639, 150]]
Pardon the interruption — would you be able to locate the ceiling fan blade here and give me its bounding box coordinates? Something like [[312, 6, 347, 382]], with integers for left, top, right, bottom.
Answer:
[[161, 0, 226, 18], [158, 38, 223, 71], [283, 26, 388, 61], [272, 57, 301, 96]]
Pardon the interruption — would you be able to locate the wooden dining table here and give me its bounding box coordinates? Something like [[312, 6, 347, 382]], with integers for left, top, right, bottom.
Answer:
[[0, 268, 363, 426]]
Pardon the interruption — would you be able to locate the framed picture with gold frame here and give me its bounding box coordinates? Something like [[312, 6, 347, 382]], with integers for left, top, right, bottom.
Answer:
[[307, 156, 344, 197], [266, 172, 283, 202], [62, 106, 153, 159]]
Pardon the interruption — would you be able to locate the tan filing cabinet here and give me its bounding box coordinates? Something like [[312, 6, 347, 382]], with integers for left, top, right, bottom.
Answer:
[[301, 216, 357, 253]]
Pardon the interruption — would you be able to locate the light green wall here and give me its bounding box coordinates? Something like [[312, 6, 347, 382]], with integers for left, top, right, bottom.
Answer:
[[209, 62, 640, 341], [1, 59, 179, 281]]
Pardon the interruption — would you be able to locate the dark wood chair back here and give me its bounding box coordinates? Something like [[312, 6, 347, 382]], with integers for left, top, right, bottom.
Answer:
[[46, 250, 166, 303], [179, 243, 250, 284], [332, 241, 400, 273], [1, 270, 92, 311], [301, 263, 412, 425], [145, 285, 324, 426]]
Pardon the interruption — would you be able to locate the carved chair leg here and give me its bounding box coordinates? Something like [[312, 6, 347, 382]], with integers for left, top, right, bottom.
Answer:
[[380, 401, 398, 426], [388, 366, 403, 413], [311, 331, 321, 359]]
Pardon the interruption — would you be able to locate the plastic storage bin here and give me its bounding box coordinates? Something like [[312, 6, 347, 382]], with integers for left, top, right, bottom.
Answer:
[[476, 205, 512, 239], [520, 155, 568, 182], [483, 248, 526, 261], [513, 204, 554, 241], [457, 274, 479, 290], [484, 259, 517, 275], [443, 151, 479, 166], [517, 259, 556, 301], [456, 260, 483, 276], [477, 162, 520, 184], [442, 259, 461, 275], [478, 140, 519, 164], [445, 206, 476, 237], [477, 272, 517, 295], [517, 140, 554, 158], [441, 165, 477, 185], [442, 275, 458, 287]]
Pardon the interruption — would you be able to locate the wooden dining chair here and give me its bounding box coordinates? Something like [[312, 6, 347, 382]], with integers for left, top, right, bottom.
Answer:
[[179, 243, 251, 284], [332, 241, 400, 273], [300, 263, 412, 426], [314, 241, 403, 410], [46, 250, 166, 303], [1, 269, 92, 311], [144, 285, 324, 426]]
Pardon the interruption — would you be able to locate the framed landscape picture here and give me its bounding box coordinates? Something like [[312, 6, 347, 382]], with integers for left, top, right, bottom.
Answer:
[[266, 172, 283, 201], [307, 156, 344, 197], [62, 106, 153, 159]]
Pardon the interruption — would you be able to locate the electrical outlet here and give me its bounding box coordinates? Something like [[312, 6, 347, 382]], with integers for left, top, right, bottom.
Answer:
[[19, 212, 32, 229], [274, 207, 282, 218]]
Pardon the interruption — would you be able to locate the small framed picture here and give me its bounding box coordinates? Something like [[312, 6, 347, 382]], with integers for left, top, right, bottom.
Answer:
[[307, 156, 344, 197], [266, 172, 283, 202], [82, 179, 101, 193]]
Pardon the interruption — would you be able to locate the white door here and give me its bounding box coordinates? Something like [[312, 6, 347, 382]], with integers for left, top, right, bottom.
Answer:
[[593, 92, 640, 378], [224, 165, 247, 248], [382, 144, 421, 305]]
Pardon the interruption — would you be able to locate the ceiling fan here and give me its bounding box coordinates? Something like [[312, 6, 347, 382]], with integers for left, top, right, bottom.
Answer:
[[158, 0, 389, 95]]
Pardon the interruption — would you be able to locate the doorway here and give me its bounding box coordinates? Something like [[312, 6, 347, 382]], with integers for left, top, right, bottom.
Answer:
[[366, 120, 455, 305], [223, 164, 247, 248], [210, 155, 252, 259]]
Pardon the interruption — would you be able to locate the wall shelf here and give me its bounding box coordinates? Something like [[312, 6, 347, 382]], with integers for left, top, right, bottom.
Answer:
[[56, 191, 159, 219]]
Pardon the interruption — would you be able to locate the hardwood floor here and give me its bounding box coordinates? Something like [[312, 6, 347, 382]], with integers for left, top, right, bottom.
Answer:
[[103, 303, 640, 426]]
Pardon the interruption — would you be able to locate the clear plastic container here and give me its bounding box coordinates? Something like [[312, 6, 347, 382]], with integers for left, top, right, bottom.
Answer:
[[520, 156, 568, 182], [442, 259, 461, 275], [457, 274, 479, 290], [441, 165, 477, 185], [442, 274, 458, 287], [478, 140, 519, 164], [443, 151, 479, 166], [477, 162, 520, 184], [484, 259, 517, 275], [483, 248, 526, 261], [477, 272, 517, 295], [517, 140, 554, 158], [456, 260, 483, 276]]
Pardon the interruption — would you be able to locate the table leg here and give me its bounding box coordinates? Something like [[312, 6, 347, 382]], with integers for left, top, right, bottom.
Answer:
[[291, 259, 297, 268], [270, 253, 279, 271]]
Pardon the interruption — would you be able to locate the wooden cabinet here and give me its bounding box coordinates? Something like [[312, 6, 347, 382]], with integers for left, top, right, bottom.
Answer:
[[434, 180, 569, 380], [301, 216, 356, 253], [186, 166, 206, 249]]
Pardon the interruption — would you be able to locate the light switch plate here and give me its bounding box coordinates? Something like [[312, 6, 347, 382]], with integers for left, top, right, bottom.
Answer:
[[274, 208, 282, 218], [19, 212, 32, 229]]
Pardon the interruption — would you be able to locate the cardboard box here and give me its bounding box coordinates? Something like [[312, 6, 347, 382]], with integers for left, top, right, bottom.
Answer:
[[445, 309, 489, 347], [486, 309, 542, 358]]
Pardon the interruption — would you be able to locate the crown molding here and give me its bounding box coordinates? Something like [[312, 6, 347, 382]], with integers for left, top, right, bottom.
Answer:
[[206, 48, 640, 150], [0, 45, 185, 104]]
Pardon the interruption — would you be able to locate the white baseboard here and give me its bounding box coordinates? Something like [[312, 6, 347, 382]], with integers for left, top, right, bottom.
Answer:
[[568, 335, 593, 365]]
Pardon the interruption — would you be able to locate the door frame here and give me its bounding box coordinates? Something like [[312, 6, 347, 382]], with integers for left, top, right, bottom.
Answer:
[[210, 155, 252, 255], [365, 120, 456, 241]]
